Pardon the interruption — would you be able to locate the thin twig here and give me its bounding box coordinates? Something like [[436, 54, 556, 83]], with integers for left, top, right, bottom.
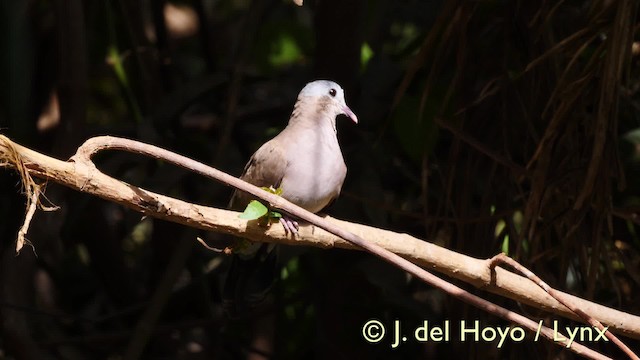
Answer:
[[16, 188, 38, 255], [490, 253, 639, 360]]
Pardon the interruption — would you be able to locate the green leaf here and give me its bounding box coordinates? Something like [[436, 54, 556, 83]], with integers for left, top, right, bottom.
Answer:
[[269, 211, 282, 218], [501, 235, 510, 255], [238, 200, 269, 220]]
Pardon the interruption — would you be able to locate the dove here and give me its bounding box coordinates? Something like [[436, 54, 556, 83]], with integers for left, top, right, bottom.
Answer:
[[223, 80, 357, 315]]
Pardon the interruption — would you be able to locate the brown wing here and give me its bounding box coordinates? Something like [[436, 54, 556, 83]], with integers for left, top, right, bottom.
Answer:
[[229, 140, 288, 210]]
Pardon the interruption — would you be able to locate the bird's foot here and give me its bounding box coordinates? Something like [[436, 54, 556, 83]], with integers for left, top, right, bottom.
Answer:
[[279, 217, 299, 235]]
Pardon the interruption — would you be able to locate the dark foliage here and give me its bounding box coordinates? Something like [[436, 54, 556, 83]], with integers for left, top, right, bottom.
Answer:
[[1, 0, 639, 359]]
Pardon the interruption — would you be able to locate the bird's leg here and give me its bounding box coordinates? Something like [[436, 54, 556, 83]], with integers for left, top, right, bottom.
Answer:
[[279, 216, 299, 235]]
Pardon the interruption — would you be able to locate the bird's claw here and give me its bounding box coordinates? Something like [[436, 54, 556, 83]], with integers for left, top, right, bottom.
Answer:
[[279, 217, 299, 235]]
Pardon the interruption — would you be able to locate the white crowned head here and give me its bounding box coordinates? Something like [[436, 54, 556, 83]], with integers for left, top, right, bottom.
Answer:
[[296, 80, 358, 124]]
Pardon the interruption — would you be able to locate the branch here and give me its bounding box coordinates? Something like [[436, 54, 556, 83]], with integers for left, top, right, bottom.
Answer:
[[2, 135, 639, 357]]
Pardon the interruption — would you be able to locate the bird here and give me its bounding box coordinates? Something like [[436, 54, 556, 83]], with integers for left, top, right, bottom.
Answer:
[[223, 80, 357, 316]]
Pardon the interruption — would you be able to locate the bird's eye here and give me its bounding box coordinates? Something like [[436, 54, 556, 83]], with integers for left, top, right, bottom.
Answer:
[[329, 88, 337, 97]]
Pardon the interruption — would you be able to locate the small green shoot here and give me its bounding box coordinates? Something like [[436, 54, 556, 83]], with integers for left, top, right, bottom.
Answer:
[[237, 186, 284, 221], [262, 186, 283, 196]]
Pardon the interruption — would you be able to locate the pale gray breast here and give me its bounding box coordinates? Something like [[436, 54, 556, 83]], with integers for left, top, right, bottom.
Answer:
[[278, 125, 347, 213]]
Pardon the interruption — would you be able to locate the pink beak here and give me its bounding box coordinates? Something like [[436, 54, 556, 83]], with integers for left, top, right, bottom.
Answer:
[[343, 106, 358, 124]]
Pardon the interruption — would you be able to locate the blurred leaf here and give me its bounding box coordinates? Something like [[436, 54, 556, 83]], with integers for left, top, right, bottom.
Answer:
[[623, 128, 640, 144], [501, 235, 509, 255], [281, 256, 299, 280], [494, 219, 506, 238], [512, 210, 523, 234], [361, 42, 374, 70], [269, 34, 303, 67], [253, 20, 311, 72], [388, 21, 422, 56], [106, 46, 143, 124], [106, 46, 129, 88], [622, 128, 640, 162]]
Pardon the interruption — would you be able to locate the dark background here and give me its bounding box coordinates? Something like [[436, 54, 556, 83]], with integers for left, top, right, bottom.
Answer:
[[1, 0, 639, 359]]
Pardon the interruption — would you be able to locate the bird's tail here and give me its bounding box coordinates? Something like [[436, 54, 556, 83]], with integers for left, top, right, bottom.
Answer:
[[222, 243, 278, 318]]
